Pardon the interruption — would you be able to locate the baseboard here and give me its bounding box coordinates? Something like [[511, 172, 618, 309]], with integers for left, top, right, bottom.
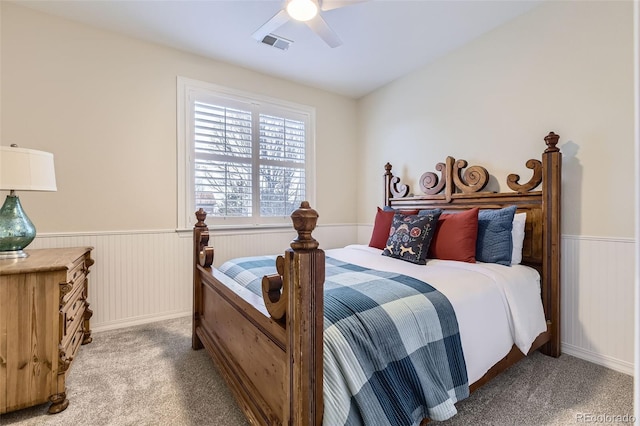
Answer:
[[92, 311, 191, 333], [562, 342, 634, 376]]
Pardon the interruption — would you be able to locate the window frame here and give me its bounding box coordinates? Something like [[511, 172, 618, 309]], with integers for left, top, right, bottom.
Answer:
[[177, 76, 316, 230]]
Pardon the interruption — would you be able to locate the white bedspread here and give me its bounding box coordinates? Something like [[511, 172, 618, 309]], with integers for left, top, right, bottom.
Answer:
[[325, 245, 547, 384]]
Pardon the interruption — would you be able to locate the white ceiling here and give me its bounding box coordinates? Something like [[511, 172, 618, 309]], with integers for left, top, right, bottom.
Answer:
[[13, 0, 542, 98]]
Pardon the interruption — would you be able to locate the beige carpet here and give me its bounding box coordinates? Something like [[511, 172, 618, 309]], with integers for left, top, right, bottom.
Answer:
[[2, 317, 247, 426], [2, 317, 633, 426]]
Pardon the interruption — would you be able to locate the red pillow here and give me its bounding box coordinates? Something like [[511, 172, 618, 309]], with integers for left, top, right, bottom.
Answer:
[[368, 207, 419, 249], [369, 207, 395, 249], [429, 208, 479, 263]]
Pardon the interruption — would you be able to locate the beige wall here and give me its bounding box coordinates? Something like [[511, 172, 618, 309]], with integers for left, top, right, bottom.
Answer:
[[5, 1, 632, 238], [358, 0, 634, 238], [0, 3, 358, 233]]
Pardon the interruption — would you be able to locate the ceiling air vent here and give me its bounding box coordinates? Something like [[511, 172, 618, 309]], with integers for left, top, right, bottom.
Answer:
[[261, 34, 292, 51]]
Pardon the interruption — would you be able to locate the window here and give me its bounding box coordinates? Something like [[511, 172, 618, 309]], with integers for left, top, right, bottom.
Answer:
[[178, 77, 315, 228]]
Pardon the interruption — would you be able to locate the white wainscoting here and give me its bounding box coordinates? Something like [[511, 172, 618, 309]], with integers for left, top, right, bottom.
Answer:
[[30, 230, 193, 332], [31, 227, 635, 375], [561, 235, 635, 375], [30, 224, 357, 332], [358, 225, 636, 375]]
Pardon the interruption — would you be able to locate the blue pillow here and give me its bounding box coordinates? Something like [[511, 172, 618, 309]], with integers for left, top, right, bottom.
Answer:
[[382, 206, 419, 214], [382, 211, 441, 265], [476, 206, 517, 266], [418, 208, 443, 217]]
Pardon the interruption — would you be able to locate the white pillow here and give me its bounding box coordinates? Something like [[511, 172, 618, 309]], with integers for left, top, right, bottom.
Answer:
[[511, 212, 526, 264]]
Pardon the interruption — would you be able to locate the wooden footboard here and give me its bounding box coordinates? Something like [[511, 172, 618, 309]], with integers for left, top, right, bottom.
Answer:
[[195, 267, 287, 423], [193, 203, 324, 425], [192, 133, 562, 425]]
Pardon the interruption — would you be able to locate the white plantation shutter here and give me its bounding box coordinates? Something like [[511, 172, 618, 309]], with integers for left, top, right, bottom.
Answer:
[[259, 114, 306, 217], [181, 80, 313, 226], [194, 102, 253, 217]]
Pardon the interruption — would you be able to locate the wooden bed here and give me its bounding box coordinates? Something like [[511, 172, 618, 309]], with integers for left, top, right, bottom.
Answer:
[[192, 131, 562, 425]]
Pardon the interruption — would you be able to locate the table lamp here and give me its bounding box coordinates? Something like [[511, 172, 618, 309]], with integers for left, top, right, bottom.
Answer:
[[0, 145, 57, 259]]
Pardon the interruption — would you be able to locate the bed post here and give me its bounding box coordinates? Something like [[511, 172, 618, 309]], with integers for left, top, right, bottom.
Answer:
[[541, 132, 562, 357], [192, 208, 211, 350], [384, 162, 393, 206], [286, 202, 325, 425]]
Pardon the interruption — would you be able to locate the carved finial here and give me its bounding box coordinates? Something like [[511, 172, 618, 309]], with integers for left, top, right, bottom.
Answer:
[[384, 162, 392, 175], [290, 201, 319, 251], [544, 132, 560, 153], [195, 208, 207, 227]]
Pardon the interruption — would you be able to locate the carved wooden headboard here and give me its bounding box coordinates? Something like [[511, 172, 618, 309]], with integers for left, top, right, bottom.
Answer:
[[383, 132, 562, 356]]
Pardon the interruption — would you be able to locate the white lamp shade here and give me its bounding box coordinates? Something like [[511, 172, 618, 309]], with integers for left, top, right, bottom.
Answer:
[[0, 146, 57, 191]]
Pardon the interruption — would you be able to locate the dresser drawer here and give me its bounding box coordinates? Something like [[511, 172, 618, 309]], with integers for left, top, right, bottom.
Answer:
[[60, 280, 85, 345], [60, 261, 87, 307], [60, 276, 84, 311], [61, 321, 84, 370]]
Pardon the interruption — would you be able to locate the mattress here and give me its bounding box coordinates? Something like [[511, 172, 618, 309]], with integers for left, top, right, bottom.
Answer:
[[325, 244, 547, 384]]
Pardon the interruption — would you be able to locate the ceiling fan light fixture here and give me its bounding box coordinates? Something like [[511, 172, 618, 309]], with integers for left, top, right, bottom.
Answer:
[[286, 0, 318, 22]]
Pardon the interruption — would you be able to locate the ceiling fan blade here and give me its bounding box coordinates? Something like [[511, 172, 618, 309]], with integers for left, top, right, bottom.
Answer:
[[251, 9, 290, 42], [319, 0, 368, 12], [305, 14, 343, 48]]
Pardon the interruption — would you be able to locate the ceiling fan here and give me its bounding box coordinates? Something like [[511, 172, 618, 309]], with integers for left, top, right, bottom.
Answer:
[[252, 0, 366, 48]]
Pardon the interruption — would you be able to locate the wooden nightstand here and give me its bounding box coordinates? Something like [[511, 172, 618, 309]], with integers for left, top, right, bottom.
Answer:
[[0, 247, 94, 414]]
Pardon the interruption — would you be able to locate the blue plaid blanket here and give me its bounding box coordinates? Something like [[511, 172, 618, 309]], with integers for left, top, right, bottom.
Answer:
[[219, 255, 469, 425]]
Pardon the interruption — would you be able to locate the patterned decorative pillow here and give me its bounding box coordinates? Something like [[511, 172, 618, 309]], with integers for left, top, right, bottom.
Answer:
[[370, 207, 420, 249], [382, 211, 441, 265], [476, 206, 517, 266]]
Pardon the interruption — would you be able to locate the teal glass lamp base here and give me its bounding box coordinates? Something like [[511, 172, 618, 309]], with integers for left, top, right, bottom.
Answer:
[[0, 194, 36, 259]]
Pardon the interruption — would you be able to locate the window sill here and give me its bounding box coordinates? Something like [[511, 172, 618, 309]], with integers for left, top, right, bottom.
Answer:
[[176, 223, 297, 238]]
